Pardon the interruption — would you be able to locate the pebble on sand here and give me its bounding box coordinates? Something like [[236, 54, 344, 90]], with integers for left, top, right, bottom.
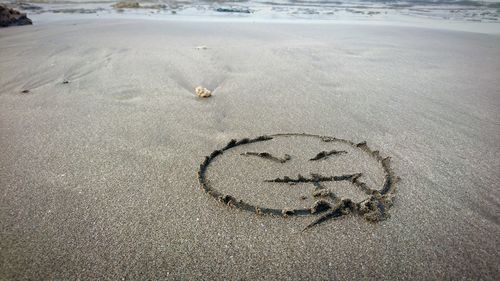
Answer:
[[195, 86, 212, 98]]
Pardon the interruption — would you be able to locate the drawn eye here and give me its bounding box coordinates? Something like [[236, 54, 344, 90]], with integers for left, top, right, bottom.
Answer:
[[240, 152, 291, 163], [309, 150, 347, 161]]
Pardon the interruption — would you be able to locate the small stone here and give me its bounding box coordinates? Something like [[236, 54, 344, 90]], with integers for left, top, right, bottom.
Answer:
[[195, 86, 212, 98]]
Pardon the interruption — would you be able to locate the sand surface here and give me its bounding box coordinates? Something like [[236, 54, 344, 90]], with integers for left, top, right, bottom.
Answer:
[[1, 19, 499, 280]]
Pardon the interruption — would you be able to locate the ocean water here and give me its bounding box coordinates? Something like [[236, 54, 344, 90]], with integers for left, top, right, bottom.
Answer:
[[3, 0, 500, 32]]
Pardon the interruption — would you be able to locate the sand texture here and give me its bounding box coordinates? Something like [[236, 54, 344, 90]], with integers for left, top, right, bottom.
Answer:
[[1, 20, 499, 280]]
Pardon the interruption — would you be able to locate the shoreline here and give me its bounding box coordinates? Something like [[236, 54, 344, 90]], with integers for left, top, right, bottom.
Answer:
[[3, 0, 500, 34], [12, 11, 500, 35]]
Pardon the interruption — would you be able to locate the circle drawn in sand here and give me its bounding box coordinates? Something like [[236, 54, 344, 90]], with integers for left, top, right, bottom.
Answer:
[[198, 133, 398, 230]]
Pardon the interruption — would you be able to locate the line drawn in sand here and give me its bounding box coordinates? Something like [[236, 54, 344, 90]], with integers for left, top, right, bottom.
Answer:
[[198, 133, 399, 231], [241, 151, 292, 163]]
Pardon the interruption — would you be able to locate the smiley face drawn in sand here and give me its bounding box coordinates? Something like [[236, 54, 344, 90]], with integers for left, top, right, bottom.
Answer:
[[198, 133, 398, 230]]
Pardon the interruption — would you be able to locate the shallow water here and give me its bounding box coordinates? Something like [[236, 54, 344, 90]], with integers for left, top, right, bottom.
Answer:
[[6, 0, 500, 31]]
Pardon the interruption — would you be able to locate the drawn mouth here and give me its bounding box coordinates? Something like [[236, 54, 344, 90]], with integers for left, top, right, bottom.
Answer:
[[264, 173, 362, 183]]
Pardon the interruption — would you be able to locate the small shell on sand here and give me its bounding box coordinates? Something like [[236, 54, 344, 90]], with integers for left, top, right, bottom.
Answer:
[[195, 86, 212, 98]]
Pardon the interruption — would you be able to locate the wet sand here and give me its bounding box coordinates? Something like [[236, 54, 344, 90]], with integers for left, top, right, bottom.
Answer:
[[0, 19, 499, 280]]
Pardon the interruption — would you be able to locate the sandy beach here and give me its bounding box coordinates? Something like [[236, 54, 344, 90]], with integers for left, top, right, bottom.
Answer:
[[1, 13, 499, 280]]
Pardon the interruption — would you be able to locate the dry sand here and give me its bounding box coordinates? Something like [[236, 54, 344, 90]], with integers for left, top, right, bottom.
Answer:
[[1, 19, 499, 280]]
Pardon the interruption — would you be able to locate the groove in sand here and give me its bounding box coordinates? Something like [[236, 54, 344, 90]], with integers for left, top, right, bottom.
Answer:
[[198, 133, 399, 230]]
